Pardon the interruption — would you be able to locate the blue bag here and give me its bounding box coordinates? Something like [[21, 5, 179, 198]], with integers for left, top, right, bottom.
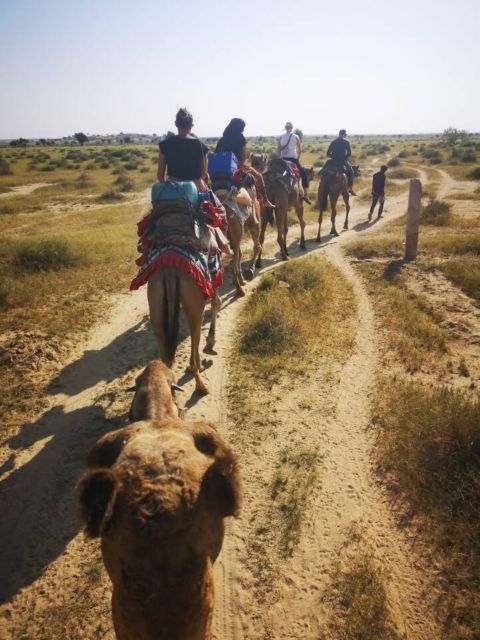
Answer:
[[151, 181, 199, 208], [208, 152, 238, 177]]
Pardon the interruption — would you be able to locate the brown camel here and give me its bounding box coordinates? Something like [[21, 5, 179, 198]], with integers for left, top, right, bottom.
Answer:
[[147, 268, 220, 395], [316, 165, 361, 241], [216, 176, 261, 296], [78, 361, 241, 640], [261, 158, 308, 262], [129, 360, 180, 422]]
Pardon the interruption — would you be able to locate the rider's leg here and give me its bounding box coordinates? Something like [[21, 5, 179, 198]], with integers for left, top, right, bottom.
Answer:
[[346, 162, 356, 195], [249, 167, 275, 208], [286, 158, 312, 204]]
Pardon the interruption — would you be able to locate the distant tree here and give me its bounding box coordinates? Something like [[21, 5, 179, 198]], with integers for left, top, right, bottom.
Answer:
[[294, 128, 303, 141], [9, 137, 29, 147], [74, 132, 88, 146], [122, 136, 131, 144], [442, 127, 469, 147]]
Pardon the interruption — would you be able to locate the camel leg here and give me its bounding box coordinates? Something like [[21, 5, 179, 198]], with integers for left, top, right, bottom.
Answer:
[[283, 213, 290, 257], [182, 283, 209, 395], [147, 270, 168, 362], [229, 218, 246, 296], [316, 209, 323, 243], [275, 208, 288, 261], [244, 216, 261, 281], [204, 289, 221, 353], [296, 197, 306, 250], [343, 193, 350, 229], [256, 209, 266, 268], [330, 193, 339, 236]]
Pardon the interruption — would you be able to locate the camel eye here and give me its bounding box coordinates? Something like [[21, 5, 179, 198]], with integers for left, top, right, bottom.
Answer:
[[193, 434, 217, 457]]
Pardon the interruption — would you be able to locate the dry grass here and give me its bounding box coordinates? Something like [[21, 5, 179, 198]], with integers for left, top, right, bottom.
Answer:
[[228, 256, 356, 605], [355, 263, 447, 372], [237, 257, 356, 379], [322, 525, 401, 640], [372, 380, 480, 639], [271, 448, 321, 557], [438, 254, 480, 300]]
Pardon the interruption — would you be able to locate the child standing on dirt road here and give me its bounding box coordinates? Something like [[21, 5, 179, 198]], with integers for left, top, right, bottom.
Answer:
[[368, 164, 388, 220]]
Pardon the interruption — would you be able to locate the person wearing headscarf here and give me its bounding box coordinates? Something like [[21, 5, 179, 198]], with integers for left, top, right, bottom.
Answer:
[[216, 118, 274, 208]]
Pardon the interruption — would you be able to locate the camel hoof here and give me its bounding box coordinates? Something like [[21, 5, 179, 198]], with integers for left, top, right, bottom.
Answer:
[[330, 230, 339, 237], [300, 242, 306, 251], [255, 258, 263, 268], [315, 235, 321, 243], [343, 224, 348, 230], [236, 287, 246, 297], [243, 268, 254, 281], [195, 381, 209, 395], [204, 344, 217, 355]]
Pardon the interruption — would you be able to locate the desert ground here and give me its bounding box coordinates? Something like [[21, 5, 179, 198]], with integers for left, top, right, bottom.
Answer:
[[0, 134, 479, 639]]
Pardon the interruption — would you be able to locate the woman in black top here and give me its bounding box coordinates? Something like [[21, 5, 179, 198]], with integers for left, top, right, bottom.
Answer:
[[216, 118, 274, 208], [157, 108, 208, 189]]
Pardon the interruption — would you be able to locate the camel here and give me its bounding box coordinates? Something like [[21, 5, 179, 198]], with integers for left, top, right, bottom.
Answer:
[[147, 268, 221, 395], [316, 164, 361, 241], [214, 171, 262, 297], [261, 157, 308, 262], [78, 361, 241, 640], [128, 359, 181, 422]]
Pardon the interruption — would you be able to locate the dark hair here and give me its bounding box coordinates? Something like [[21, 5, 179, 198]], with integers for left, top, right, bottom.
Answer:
[[175, 108, 193, 129], [381, 164, 388, 172], [339, 129, 347, 136], [222, 118, 245, 138]]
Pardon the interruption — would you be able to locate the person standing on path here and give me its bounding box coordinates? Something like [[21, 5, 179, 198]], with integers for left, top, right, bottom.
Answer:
[[327, 129, 356, 195], [368, 164, 388, 220], [277, 121, 312, 204]]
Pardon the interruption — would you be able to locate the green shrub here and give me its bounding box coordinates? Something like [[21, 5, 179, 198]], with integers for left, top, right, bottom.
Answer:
[[13, 237, 82, 272], [387, 157, 400, 167], [0, 158, 12, 175], [114, 173, 135, 192], [96, 190, 125, 203], [421, 199, 452, 226], [397, 150, 410, 158], [468, 166, 480, 180], [461, 152, 476, 163]]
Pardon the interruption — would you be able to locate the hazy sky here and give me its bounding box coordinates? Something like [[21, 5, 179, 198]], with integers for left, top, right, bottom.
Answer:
[[1, 0, 479, 138]]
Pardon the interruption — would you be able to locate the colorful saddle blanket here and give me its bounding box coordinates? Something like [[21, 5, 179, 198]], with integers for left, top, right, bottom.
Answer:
[[130, 244, 223, 298]]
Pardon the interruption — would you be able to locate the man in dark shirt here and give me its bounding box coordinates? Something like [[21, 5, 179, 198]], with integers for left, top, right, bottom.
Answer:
[[327, 129, 356, 194], [368, 165, 388, 220]]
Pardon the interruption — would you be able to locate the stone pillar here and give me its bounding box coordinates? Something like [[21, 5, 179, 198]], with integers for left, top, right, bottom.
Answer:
[[405, 178, 422, 261]]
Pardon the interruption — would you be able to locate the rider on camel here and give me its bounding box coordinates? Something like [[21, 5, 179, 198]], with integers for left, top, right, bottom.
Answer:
[[157, 108, 209, 190], [327, 129, 356, 195], [216, 118, 275, 209], [277, 122, 312, 204]]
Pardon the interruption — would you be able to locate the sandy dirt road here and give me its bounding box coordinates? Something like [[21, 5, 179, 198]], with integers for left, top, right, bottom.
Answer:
[[0, 168, 453, 639]]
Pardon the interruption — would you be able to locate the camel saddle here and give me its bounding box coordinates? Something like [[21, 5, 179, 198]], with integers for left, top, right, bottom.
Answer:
[[265, 158, 298, 193], [320, 159, 347, 177]]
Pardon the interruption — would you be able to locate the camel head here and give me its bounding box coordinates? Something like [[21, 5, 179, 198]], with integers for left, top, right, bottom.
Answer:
[[79, 420, 240, 544], [353, 165, 361, 177], [250, 153, 268, 172], [78, 419, 240, 639], [128, 360, 181, 422]]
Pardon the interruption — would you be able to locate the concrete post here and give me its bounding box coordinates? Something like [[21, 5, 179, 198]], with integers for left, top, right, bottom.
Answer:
[[405, 178, 422, 261]]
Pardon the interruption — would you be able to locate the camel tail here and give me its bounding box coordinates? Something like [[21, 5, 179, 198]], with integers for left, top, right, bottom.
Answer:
[[319, 179, 329, 212], [162, 270, 180, 367]]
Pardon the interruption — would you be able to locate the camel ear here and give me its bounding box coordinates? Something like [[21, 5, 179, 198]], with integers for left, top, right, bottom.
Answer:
[[87, 429, 128, 468], [204, 445, 241, 518], [78, 469, 119, 537]]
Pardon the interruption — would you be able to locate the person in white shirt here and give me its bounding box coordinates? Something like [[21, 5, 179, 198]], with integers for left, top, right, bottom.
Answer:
[[277, 122, 311, 203]]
